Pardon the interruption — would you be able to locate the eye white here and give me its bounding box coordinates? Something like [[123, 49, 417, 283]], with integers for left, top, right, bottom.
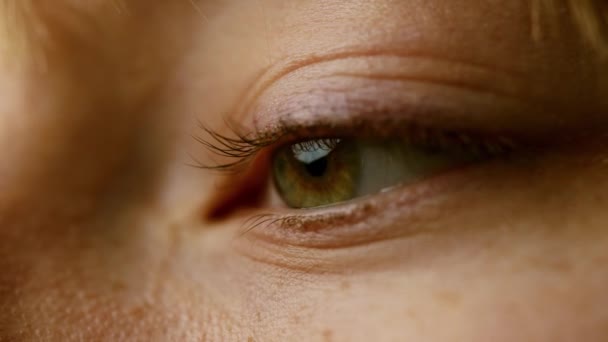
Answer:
[[356, 141, 466, 196]]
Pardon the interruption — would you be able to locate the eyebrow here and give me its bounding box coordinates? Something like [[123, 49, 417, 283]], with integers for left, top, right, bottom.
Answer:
[[568, 0, 607, 55]]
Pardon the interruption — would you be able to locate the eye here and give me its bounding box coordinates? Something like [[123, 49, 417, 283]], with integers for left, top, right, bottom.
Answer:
[[272, 137, 482, 209], [198, 121, 519, 221]]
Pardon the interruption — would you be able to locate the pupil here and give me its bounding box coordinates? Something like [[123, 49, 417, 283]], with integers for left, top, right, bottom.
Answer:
[[304, 157, 329, 177]]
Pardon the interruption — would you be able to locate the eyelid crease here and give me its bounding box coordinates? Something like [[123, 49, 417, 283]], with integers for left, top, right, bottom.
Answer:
[[231, 49, 528, 125]]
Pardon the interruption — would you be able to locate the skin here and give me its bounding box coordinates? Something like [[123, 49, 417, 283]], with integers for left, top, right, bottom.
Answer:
[[1, 0, 608, 341]]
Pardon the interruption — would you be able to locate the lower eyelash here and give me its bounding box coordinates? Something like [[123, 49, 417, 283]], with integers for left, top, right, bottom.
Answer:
[[241, 212, 357, 234], [235, 188, 427, 247], [238, 213, 331, 242], [239, 213, 286, 237]]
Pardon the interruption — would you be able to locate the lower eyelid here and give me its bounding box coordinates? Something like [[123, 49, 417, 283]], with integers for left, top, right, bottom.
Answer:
[[239, 159, 489, 249]]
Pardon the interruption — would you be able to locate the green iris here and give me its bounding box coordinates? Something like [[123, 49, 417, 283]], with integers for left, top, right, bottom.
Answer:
[[273, 139, 360, 208], [272, 137, 479, 209]]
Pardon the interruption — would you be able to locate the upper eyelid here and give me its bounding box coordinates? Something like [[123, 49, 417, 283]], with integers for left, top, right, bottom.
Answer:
[[244, 68, 578, 140], [232, 50, 527, 124], [193, 52, 603, 175]]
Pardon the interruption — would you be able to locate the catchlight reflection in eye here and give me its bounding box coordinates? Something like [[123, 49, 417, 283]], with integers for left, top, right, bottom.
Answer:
[[272, 138, 481, 209]]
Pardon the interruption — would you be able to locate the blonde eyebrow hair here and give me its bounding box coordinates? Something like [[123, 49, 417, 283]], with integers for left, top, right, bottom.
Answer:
[[568, 0, 608, 55], [534, 0, 607, 56]]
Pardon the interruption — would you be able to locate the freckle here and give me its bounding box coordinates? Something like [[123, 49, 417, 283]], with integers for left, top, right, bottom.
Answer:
[[322, 329, 333, 342], [548, 260, 572, 273], [405, 309, 418, 319], [405, 309, 419, 321], [340, 281, 351, 290], [434, 291, 461, 308], [112, 281, 126, 292], [247, 337, 255, 342], [129, 306, 145, 319], [528, 256, 573, 273]]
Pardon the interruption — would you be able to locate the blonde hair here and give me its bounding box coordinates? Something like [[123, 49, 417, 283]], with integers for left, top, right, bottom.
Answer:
[[0, 1, 127, 70]]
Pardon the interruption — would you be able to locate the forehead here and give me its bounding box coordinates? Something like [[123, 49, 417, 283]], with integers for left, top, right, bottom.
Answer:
[[2, 0, 605, 103], [2, 0, 599, 45], [5, 0, 603, 55]]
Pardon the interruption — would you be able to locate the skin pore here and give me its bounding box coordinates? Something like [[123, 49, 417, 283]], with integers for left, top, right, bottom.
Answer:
[[1, 0, 607, 341]]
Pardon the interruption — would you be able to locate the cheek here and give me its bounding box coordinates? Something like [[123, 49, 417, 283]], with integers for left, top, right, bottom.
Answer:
[[297, 249, 607, 342], [238, 225, 608, 342], [0, 218, 217, 341], [224, 145, 608, 341]]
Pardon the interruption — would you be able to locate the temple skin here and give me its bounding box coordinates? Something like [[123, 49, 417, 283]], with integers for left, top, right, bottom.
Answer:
[[1, 1, 607, 341]]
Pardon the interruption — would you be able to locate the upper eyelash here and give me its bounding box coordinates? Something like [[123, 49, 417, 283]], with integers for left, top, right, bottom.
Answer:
[[191, 122, 280, 171], [192, 119, 519, 173], [291, 139, 342, 153]]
